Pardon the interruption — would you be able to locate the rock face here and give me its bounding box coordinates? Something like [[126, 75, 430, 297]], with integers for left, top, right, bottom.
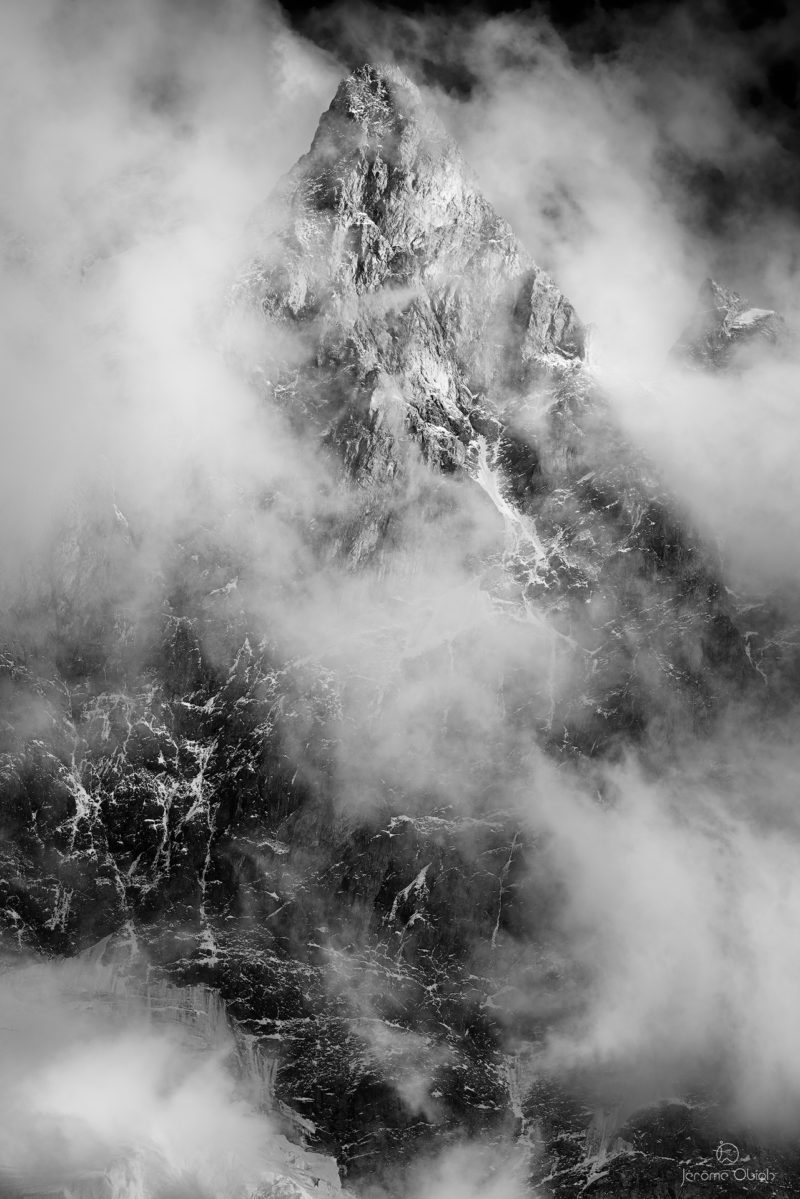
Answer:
[[1, 64, 799, 1197], [672, 276, 787, 369]]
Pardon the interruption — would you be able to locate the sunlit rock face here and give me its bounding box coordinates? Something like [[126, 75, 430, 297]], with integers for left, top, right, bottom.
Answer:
[[1, 64, 799, 1199]]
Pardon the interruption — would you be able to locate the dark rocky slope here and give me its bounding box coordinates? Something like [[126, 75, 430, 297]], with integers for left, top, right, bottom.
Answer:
[[1, 64, 799, 1197]]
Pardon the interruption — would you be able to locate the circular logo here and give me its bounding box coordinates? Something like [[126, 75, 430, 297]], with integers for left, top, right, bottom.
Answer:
[[716, 1142, 740, 1167]]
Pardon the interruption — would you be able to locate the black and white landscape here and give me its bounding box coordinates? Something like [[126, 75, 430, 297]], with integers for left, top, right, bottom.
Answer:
[[2, 1, 800, 1196]]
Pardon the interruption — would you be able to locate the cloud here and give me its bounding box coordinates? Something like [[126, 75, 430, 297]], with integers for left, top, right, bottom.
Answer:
[[510, 725, 800, 1130], [604, 345, 800, 587], [0, 0, 340, 573], [411, 1143, 528, 1199], [0, 957, 282, 1196], [358, 1141, 528, 1199]]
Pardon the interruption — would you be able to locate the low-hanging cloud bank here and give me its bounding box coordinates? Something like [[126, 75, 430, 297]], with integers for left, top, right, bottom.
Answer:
[[0, 959, 284, 1196], [522, 732, 800, 1130]]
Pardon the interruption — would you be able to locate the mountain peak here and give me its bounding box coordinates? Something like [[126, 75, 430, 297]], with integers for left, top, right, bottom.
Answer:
[[305, 64, 450, 175], [672, 276, 785, 368], [239, 67, 585, 451], [326, 64, 432, 135]]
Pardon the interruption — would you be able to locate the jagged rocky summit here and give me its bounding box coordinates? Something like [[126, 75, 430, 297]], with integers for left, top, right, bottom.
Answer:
[[672, 276, 787, 369], [1, 63, 799, 1198], [237, 65, 584, 479]]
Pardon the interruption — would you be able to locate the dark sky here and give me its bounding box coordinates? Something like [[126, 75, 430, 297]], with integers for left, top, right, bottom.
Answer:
[[279, 0, 799, 118]]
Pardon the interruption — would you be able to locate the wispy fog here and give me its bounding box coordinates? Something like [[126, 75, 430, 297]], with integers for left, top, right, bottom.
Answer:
[[0, 959, 280, 1196]]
